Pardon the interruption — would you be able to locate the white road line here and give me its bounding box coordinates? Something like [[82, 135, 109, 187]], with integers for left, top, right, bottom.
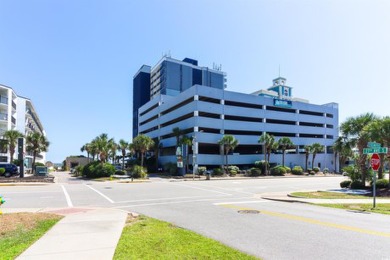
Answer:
[[214, 200, 270, 205], [115, 194, 229, 204], [114, 197, 247, 208], [3, 191, 61, 194], [61, 185, 73, 207], [165, 182, 232, 196], [84, 184, 114, 203]]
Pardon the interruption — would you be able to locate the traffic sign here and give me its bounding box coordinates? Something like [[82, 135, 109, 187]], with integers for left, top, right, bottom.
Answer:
[[368, 142, 381, 148], [363, 147, 388, 154], [371, 153, 380, 171]]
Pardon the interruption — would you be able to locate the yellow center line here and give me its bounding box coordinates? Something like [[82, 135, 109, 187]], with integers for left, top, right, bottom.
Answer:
[[220, 204, 390, 238]]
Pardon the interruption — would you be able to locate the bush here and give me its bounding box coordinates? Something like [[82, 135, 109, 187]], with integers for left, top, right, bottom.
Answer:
[[35, 162, 45, 167], [198, 166, 207, 175], [74, 165, 84, 177], [284, 166, 291, 173], [212, 168, 223, 176], [350, 181, 365, 189], [163, 162, 177, 175], [372, 179, 389, 189], [340, 180, 351, 188], [132, 165, 147, 179], [82, 161, 115, 178], [313, 167, 320, 173], [249, 167, 262, 177], [309, 171, 316, 175], [323, 168, 329, 174], [342, 165, 361, 182], [115, 170, 126, 176], [270, 166, 286, 176], [227, 165, 239, 176], [0, 168, 5, 175], [254, 160, 269, 174], [291, 166, 303, 175]]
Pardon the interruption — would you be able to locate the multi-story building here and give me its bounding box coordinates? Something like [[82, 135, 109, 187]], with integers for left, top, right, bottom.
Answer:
[[136, 76, 339, 172], [132, 56, 226, 137], [0, 84, 46, 167]]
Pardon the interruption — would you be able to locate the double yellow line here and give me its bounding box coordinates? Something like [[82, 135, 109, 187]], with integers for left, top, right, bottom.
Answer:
[[220, 204, 390, 238]]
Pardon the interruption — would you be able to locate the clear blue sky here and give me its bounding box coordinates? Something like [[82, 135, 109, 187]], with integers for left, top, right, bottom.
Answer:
[[1, 0, 389, 163]]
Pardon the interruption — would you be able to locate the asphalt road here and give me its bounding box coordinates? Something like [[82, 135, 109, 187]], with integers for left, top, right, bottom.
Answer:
[[2, 173, 389, 260]]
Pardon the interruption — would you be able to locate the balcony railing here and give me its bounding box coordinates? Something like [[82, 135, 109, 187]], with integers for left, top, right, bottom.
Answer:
[[12, 101, 16, 110], [0, 96, 8, 105], [11, 116, 16, 125]]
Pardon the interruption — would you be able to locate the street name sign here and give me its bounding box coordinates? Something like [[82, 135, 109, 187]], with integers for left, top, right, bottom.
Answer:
[[368, 142, 381, 148], [363, 147, 388, 154]]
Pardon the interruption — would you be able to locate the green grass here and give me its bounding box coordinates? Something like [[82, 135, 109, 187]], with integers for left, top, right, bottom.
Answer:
[[114, 216, 259, 260], [290, 191, 369, 199], [317, 203, 390, 215], [0, 217, 61, 259]]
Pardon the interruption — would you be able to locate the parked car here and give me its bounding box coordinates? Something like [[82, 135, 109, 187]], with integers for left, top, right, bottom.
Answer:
[[0, 163, 19, 177]]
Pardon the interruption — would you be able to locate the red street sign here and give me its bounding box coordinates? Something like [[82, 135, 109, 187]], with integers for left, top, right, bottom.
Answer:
[[371, 153, 380, 171]]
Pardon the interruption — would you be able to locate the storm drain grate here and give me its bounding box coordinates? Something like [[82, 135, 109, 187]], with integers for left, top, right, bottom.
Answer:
[[238, 210, 260, 214]]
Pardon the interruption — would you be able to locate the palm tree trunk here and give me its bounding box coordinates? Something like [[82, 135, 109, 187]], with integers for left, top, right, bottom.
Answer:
[[122, 152, 125, 170], [334, 152, 337, 173], [32, 151, 37, 174], [305, 155, 308, 172], [264, 146, 267, 175], [282, 150, 285, 167], [378, 154, 384, 179], [141, 153, 144, 168]]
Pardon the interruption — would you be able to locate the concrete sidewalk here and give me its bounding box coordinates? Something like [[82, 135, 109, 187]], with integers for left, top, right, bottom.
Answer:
[[16, 208, 128, 260], [260, 192, 390, 204]]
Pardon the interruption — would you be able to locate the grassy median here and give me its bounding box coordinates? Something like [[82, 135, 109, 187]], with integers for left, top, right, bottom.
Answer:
[[317, 203, 390, 215], [114, 215, 259, 259], [0, 212, 62, 259], [290, 191, 368, 199]]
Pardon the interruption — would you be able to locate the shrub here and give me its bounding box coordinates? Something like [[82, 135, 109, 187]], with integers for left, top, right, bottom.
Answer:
[[228, 165, 239, 176], [74, 165, 84, 177], [372, 179, 389, 189], [270, 166, 286, 176], [132, 165, 147, 179], [323, 168, 329, 174], [115, 170, 126, 176], [249, 167, 262, 177], [309, 171, 316, 175], [350, 181, 365, 189], [342, 165, 361, 182], [313, 167, 320, 173], [284, 166, 291, 173], [163, 162, 177, 175], [212, 168, 223, 176], [82, 161, 115, 178], [340, 180, 351, 188], [0, 168, 5, 175], [254, 160, 269, 174], [307, 168, 312, 173], [291, 166, 303, 175], [35, 162, 45, 167], [198, 166, 207, 175]]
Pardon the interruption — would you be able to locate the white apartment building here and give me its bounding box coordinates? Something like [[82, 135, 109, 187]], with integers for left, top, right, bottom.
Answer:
[[0, 84, 46, 167]]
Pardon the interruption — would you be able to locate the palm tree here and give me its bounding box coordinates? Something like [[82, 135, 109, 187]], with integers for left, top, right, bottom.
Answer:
[[341, 113, 378, 183], [278, 137, 294, 167], [3, 130, 23, 163], [311, 143, 324, 169], [93, 133, 114, 163], [118, 139, 129, 170], [26, 132, 50, 174], [259, 133, 275, 175], [80, 143, 91, 162], [109, 140, 117, 164], [365, 117, 390, 179], [304, 145, 311, 172], [333, 137, 353, 173], [132, 134, 154, 167], [180, 135, 192, 174], [172, 127, 183, 148], [89, 141, 98, 161], [218, 135, 239, 174]]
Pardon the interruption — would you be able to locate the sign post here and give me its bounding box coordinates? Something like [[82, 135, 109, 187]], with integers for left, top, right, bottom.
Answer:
[[370, 153, 380, 208]]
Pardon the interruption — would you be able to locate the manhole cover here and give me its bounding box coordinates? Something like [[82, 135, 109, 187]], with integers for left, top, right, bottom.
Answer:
[[104, 187, 112, 189], [238, 210, 260, 214]]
